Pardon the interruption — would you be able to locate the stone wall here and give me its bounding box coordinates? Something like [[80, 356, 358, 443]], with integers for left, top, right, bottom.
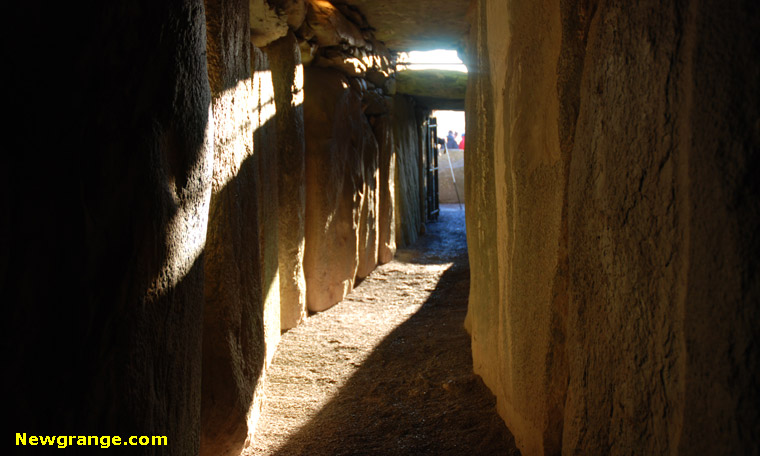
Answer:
[[393, 95, 426, 247], [8, 1, 428, 455], [303, 67, 375, 312], [265, 32, 308, 331], [301, 70, 423, 312], [201, 0, 272, 454], [464, 0, 760, 454], [201, 0, 428, 450], [7, 2, 213, 455], [371, 114, 398, 264]]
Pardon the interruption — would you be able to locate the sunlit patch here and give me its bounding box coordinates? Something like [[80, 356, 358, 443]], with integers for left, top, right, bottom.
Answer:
[[209, 78, 256, 191], [254, 70, 277, 126], [293, 64, 304, 106], [424, 262, 454, 272]]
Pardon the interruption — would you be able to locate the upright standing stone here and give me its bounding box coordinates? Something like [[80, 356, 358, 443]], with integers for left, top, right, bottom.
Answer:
[[303, 67, 376, 311], [265, 32, 308, 330], [8, 3, 213, 456], [372, 113, 397, 264], [356, 114, 380, 280], [393, 95, 423, 248], [252, 46, 282, 366], [201, 1, 268, 455]]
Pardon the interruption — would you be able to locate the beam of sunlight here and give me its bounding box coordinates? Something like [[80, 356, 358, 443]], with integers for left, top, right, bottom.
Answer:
[[210, 77, 255, 192], [396, 49, 467, 73], [293, 63, 304, 107], [211, 65, 304, 193], [263, 268, 282, 366], [254, 70, 277, 132]]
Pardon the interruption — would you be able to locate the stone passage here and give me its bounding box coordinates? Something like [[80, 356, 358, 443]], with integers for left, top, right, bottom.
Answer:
[[9, 1, 758, 455], [246, 206, 519, 456]]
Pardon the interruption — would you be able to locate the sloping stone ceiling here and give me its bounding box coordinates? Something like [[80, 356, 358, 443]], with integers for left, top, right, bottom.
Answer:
[[336, 0, 470, 51], [395, 69, 467, 109], [249, 0, 469, 110]]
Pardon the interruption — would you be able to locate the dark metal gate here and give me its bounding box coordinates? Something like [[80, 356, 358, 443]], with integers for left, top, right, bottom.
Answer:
[[425, 117, 440, 221]]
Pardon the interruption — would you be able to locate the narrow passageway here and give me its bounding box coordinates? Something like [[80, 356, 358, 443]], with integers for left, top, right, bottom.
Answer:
[[247, 205, 519, 456]]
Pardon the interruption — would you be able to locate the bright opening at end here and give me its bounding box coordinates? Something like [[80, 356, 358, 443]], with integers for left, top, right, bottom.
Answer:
[[432, 110, 465, 208], [396, 49, 467, 72], [433, 110, 465, 145]]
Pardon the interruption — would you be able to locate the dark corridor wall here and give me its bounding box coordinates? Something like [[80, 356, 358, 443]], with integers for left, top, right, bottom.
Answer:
[[7, 2, 213, 455]]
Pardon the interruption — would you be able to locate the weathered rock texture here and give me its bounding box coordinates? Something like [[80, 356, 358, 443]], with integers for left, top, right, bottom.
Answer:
[[339, 0, 471, 51], [264, 32, 308, 330], [249, 0, 307, 47], [7, 0, 435, 454], [251, 46, 283, 367], [393, 95, 425, 248], [201, 0, 273, 455], [396, 69, 468, 110], [303, 67, 379, 311], [356, 133, 381, 280], [7, 2, 213, 455], [464, 0, 760, 454], [371, 114, 398, 264]]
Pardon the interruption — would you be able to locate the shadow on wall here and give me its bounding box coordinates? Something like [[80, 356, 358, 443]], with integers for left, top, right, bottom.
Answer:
[[201, 2, 308, 455], [6, 2, 286, 456], [7, 5, 215, 456], [201, 147, 271, 456]]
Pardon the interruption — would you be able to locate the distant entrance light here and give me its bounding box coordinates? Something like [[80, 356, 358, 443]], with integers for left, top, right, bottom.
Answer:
[[433, 110, 466, 148], [396, 49, 467, 72]]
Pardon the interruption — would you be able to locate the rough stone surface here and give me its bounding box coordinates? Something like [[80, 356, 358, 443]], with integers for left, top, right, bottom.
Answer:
[[340, 0, 471, 51], [251, 47, 283, 368], [303, 67, 379, 312], [264, 32, 308, 330], [201, 1, 270, 455], [356, 130, 380, 280], [565, 1, 759, 454], [370, 114, 398, 264], [410, 95, 466, 111], [300, 0, 366, 48], [7, 3, 212, 456], [395, 69, 468, 109], [466, 2, 568, 454], [273, 0, 308, 29], [249, 0, 307, 47], [250, 0, 289, 47], [392, 95, 424, 248], [464, 0, 760, 454]]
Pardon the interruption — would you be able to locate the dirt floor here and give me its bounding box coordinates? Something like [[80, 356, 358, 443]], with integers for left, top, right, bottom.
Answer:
[[245, 205, 520, 456]]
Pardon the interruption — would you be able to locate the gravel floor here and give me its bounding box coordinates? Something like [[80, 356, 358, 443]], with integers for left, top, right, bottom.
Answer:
[[245, 205, 520, 456]]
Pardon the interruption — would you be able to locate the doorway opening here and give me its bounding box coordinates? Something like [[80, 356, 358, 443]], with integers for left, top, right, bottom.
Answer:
[[433, 110, 466, 210]]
